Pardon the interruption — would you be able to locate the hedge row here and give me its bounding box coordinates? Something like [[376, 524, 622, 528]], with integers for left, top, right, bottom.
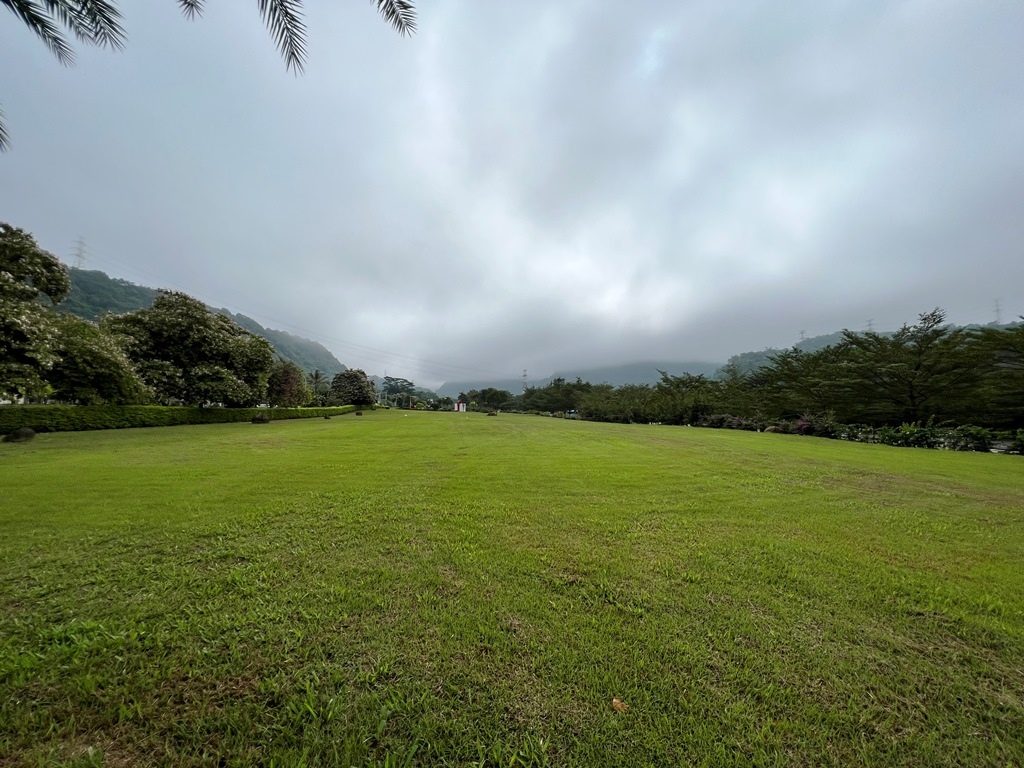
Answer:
[[0, 405, 361, 434]]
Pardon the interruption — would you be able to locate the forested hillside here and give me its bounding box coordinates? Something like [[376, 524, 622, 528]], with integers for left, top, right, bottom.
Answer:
[[62, 269, 158, 320], [214, 309, 345, 378], [62, 268, 345, 376]]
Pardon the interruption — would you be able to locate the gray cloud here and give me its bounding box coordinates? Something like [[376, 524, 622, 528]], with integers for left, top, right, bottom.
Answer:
[[3, 0, 1022, 387]]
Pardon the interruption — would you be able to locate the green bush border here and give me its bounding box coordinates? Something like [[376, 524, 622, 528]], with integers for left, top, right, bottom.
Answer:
[[0, 405, 362, 434]]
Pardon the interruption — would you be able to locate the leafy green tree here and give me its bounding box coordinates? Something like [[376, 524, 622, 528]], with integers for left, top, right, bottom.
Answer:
[[477, 387, 512, 410], [650, 371, 720, 425], [715, 362, 760, 419], [306, 368, 329, 404], [1, 0, 416, 150], [751, 346, 847, 419], [0, 223, 71, 400], [381, 376, 415, 395], [267, 358, 311, 407], [976, 319, 1024, 428], [327, 368, 375, 407], [834, 309, 984, 424], [578, 383, 652, 423], [381, 376, 416, 407], [104, 290, 274, 406], [46, 313, 149, 404], [521, 377, 592, 413]]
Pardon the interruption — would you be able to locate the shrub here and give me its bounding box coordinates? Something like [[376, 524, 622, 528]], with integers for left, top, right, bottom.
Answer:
[[698, 414, 728, 429], [251, 413, 271, 424], [876, 423, 941, 449], [0, 405, 359, 434], [1, 426, 35, 442], [794, 412, 838, 438], [1009, 429, 1024, 455], [944, 425, 993, 452]]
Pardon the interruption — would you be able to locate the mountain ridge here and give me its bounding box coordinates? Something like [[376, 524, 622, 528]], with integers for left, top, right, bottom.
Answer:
[[62, 268, 347, 377]]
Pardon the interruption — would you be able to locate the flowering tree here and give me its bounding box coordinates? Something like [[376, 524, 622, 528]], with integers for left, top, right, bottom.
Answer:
[[0, 223, 70, 400], [104, 291, 274, 406]]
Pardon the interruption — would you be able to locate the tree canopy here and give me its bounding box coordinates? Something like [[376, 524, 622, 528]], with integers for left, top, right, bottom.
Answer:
[[327, 368, 375, 407], [104, 291, 275, 406], [267, 358, 311, 407], [46, 313, 150, 405], [0, 223, 71, 399]]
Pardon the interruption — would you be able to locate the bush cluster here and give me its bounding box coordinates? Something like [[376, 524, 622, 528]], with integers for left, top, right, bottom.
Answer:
[[0, 405, 359, 435], [690, 411, 1016, 453]]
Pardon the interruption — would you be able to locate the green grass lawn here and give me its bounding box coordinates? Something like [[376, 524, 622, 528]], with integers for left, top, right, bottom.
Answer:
[[1, 411, 1022, 767]]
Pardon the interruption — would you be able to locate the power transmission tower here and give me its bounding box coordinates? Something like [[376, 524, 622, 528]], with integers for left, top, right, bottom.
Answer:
[[522, 369, 528, 392], [798, 330, 806, 342], [866, 319, 875, 332], [995, 298, 1003, 325], [72, 237, 87, 269]]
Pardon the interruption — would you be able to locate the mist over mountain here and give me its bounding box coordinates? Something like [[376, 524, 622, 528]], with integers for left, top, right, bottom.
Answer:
[[437, 360, 722, 398]]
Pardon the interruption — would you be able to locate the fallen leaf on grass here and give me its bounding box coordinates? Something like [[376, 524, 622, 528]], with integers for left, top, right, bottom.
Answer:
[[611, 697, 629, 713]]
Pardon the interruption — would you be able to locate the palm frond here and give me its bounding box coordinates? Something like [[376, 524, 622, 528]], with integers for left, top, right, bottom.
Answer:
[[0, 105, 11, 151], [256, 0, 307, 73], [2, 0, 76, 64], [176, 0, 203, 20], [375, 0, 415, 36], [54, 0, 126, 49]]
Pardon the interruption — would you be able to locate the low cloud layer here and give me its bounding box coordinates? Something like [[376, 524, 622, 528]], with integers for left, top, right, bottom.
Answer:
[[3, 0, 1022, 386]]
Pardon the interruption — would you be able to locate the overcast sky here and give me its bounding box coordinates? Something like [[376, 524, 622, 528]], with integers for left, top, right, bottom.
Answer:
[[3, 1, 1022, 386]]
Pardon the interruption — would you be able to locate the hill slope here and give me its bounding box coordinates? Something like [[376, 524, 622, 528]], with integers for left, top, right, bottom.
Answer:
[[62, 268, 346, 376]]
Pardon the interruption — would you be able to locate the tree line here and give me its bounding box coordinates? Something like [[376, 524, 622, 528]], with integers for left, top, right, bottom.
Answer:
[[509, 309, 1022, 432], [1, 223, 375, 408]]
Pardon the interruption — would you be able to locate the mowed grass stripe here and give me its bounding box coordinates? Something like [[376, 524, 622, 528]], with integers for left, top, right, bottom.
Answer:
[[1, 410, 1022, 767]]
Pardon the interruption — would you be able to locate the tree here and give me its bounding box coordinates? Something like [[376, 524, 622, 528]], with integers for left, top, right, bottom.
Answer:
[[267, 358, 311, 407], [381, 376, 414, 395], [476, 387, 512, 410], [327, 368, 375, 407], [306, 368, 329, 404], [0, 222, 70, 399], [834, 309, 984, 424], [650, 371, 720, 425], [751, 346, 847, 420], [976, 319, 1024, 428], [521, 377, 591, 413], [46, 313, 150, 404], [1, 0, 416, 150], [104, 290, 274, 406], [380, 376, 416, 406]]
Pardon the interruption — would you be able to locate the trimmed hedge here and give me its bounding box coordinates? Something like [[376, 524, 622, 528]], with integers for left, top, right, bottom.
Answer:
[[0, 405, 360, 434]]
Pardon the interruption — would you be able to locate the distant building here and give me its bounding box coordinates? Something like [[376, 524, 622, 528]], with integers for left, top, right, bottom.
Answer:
[[455, 402, 467, 412]]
